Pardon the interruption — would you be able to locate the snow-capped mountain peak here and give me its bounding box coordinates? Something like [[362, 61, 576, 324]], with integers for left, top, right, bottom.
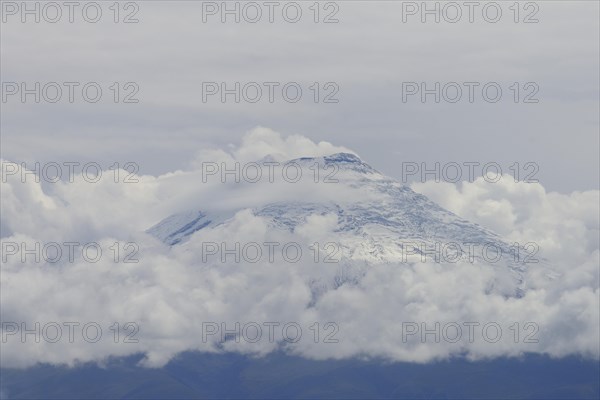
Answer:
[[147, 152, 538, 296]]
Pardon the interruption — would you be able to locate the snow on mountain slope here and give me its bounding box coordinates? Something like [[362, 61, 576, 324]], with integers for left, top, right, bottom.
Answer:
[[147, 153, 538, 295], [147, 210, 235, 245]]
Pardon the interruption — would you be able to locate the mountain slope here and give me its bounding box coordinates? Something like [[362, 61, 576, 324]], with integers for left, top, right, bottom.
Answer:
[[147, 153, 536, 295]]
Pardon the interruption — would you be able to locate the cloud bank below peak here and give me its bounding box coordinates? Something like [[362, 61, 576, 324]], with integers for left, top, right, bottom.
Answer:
[[0, 128, 598, 369]]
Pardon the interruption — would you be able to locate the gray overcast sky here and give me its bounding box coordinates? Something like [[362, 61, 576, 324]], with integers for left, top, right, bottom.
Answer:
[[1, 1, 598, 192]]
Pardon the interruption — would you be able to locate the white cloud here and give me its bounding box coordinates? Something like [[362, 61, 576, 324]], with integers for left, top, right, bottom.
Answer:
[[1, 130, 598, 369], [191, 126, 356, 165], [411, 178, 600, 268]]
